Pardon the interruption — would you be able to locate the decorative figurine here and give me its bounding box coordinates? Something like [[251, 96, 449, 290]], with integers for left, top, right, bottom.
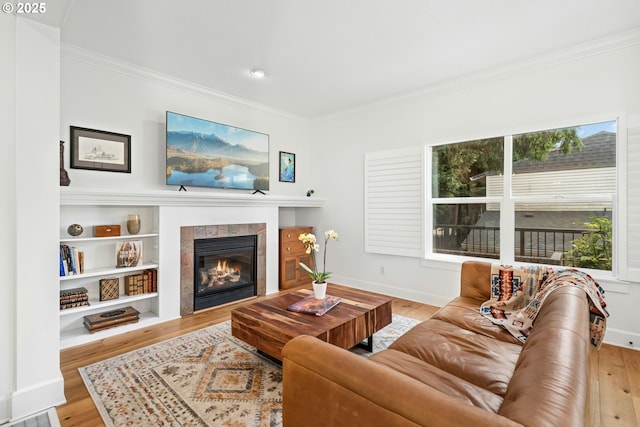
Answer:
[[60, 141, 71, 186]]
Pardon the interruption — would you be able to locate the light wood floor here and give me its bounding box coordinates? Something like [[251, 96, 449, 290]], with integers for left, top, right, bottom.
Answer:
[[57, 285, 640, 427]]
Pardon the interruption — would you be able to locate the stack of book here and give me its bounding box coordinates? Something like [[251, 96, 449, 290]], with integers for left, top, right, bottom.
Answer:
[[124, 269, 158, 295], [60, 244, 84, 276], [83, 306, 140, 334], [60, 287, 89, 310]]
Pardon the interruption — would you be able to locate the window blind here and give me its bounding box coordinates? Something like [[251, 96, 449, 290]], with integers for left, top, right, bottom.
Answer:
[[364, 146, 423, 257]]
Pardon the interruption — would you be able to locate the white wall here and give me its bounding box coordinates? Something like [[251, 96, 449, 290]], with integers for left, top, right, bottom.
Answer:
[[4, 18, 66, 422], [60, 47, 313, 199], [0, 13, 17, 424], [309, 37, 640, 348]]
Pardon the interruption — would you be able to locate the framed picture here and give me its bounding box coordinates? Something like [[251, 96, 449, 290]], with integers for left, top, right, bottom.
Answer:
[[279, 151, 295, 183], [70, 126, 131, 173]]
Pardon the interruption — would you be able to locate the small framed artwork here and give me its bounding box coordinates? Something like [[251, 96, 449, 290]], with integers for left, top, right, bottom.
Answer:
[[70, 126, 131, 173], [279, 151, 295, 183]]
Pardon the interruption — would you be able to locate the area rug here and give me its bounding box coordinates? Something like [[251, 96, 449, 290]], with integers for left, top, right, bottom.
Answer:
[[79, 314, 420, 427]]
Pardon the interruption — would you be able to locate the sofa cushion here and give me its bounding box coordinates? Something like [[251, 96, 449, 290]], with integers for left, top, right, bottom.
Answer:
[[389, 318, 522, 396], [432, 296, 524, 346], [460, 260, 493, 301], [371, 348, 504, 412]]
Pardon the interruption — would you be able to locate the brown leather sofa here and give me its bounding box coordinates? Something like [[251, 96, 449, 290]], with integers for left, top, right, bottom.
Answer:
[[281, 261, 597, 427]]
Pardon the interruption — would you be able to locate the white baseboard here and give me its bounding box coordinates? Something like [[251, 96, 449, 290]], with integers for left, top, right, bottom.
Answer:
[[0, 392, 10, 425], [10, 377, 65, 422], [603, 327, 640, 351], [330, 275, 453, 308]]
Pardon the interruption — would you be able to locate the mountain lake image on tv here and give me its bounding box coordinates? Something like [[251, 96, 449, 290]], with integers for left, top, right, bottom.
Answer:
[[166, 111, 269, 191]]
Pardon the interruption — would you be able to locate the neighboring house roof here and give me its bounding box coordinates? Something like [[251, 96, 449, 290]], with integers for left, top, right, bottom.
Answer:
[[512, 131, 615, 174]]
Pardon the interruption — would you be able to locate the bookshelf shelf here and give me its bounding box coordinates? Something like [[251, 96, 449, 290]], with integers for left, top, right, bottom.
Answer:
[[60, 233, 159, 243], [59, 263, 159, 281], [59, 311, 167, 349], [59, 292, 159, 316]]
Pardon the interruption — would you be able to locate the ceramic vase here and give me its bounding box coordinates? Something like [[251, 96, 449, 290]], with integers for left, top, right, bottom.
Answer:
[[67, 223, 83, 237], [127, 214, 141, 235], [313, 281, 327, 300]]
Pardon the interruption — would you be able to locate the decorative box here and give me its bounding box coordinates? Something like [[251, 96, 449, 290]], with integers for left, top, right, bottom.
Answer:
[[95, 225, 121, 237], [99, 278, 119, 301]]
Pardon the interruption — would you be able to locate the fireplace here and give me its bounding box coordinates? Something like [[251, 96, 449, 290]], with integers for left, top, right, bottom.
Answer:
[[193, 235, 257, 311], [180, 223, 266, 316]]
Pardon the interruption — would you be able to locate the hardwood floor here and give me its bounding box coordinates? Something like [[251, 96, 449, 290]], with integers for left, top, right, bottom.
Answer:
[[57, 286, 640, 427]]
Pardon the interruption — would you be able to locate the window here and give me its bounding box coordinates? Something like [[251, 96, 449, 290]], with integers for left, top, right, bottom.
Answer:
[[428, 120, 616, 271]]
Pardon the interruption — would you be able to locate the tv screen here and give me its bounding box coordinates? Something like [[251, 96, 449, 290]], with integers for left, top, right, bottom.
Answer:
[[166, 111, 269, 191]]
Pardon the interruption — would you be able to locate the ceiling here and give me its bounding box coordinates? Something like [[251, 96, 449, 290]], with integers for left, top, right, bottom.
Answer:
[[24, 0, 640, 119]]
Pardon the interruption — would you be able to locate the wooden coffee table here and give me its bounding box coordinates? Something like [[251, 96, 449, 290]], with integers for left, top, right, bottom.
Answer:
[[231, 285, 392, 361]]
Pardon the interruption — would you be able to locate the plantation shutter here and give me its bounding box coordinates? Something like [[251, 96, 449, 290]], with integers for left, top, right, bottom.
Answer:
[[625, 126, 640, 281], [364, 146, 424, 257]]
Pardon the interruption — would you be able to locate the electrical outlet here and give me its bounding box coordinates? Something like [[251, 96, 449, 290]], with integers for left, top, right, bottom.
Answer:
[[380, 266, 385, 275]]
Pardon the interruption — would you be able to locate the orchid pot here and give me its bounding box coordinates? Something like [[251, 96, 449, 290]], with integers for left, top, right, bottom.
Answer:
[[299, 230, 339, 300]]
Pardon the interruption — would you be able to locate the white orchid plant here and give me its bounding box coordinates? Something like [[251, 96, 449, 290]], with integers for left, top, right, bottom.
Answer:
[[299, 230, 339, 283]]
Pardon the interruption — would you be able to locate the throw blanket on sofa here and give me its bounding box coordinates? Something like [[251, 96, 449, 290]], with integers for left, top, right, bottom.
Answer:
[[480, 264, 609, 348]]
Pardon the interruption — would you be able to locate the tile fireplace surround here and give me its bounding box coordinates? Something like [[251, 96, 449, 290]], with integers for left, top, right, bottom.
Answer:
[[180, 223, 266, 316]]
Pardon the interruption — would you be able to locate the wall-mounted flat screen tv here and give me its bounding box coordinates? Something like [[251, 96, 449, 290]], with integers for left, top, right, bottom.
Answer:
[[166, 111, 269, 191]]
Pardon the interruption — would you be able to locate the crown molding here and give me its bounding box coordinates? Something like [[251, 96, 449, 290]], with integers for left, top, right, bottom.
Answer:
[[316, 28, 640, 122], [60, 43, 308, 122], [61, 28, 640, 124]]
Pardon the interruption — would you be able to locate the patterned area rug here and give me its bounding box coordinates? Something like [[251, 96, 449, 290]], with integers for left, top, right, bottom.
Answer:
[[79, 314, 420, 427]]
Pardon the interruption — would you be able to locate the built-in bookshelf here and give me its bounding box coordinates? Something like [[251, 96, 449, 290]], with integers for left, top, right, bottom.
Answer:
[[58, 188, 326, 349], [58, 204, 161, 349]]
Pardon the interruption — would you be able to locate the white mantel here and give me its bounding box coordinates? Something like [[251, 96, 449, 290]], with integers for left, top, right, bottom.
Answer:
[[60, 187, 325, 208]]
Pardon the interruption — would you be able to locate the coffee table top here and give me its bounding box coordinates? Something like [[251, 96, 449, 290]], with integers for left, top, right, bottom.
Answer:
[[231, 285, 392, 361]]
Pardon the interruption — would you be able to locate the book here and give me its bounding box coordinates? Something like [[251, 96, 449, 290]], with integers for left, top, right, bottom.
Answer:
[[83, 316, 139, 334], [287, 295, 342, 316], [61, 300, 90, 310], [60, 287, 90, 310], [60, 244, 72, 276], [78, 251, 85, 274], [60, 287, 88, 297], [69, 246, 77, 274], [59, 245, 85, 276], [59, 253, 65, 276], [83, 306, 140, 327]]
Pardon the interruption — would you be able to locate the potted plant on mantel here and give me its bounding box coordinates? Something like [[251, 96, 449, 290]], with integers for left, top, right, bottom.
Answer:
[[299, 230, 339, 299]]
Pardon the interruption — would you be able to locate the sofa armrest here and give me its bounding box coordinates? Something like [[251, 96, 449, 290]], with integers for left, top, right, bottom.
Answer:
[[282, 335, 522, 427]]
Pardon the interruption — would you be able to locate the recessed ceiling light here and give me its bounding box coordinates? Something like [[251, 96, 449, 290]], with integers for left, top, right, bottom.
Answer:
[[249, 68, 266, 78]]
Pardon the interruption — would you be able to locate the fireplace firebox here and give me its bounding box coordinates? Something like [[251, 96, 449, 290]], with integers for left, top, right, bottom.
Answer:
[[193, 235, 257, 311]]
